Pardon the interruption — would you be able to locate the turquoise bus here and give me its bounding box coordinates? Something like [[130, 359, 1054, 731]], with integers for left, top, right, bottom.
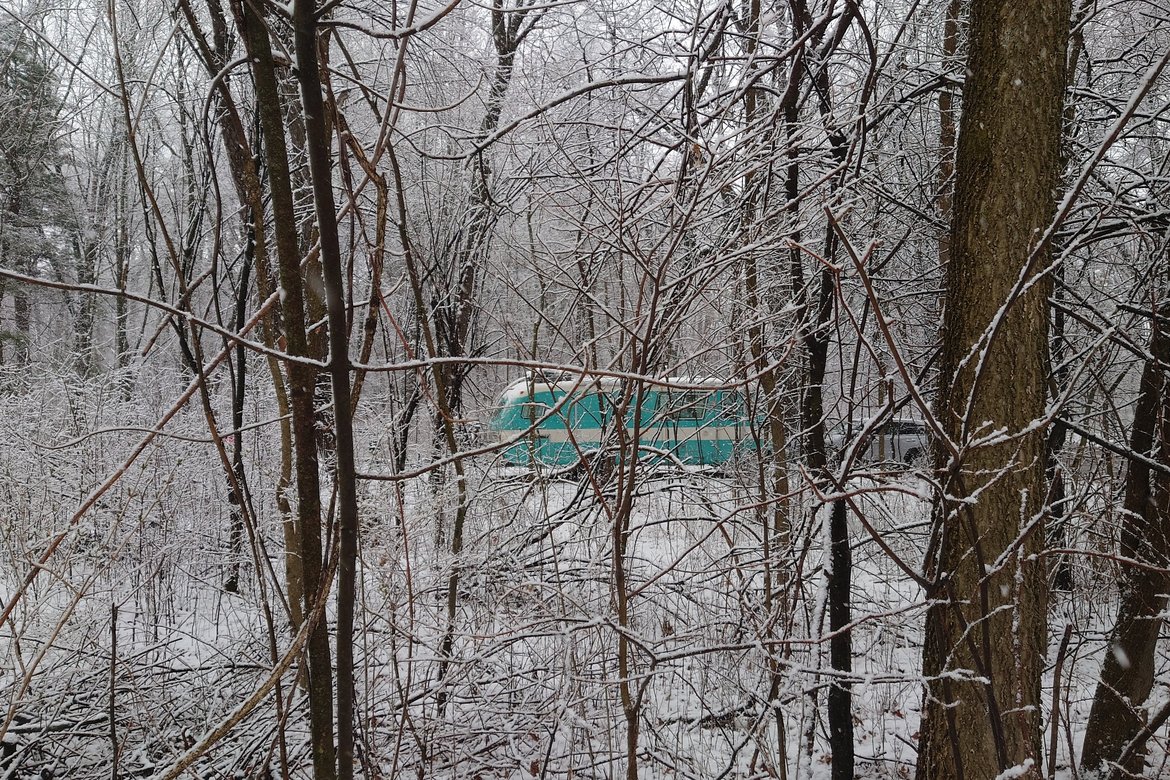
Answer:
[[487, 373, 759, 470]]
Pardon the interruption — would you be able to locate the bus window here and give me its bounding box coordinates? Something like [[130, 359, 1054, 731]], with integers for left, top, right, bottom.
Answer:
[[717, 390, 746, 419], [629, 389, 656, 423], [570, 393, 605, 429], [666, 390, 711, 421]]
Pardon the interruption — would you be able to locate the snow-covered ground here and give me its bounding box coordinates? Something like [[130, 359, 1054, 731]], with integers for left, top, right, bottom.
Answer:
[[0, 380, 1162, 778]]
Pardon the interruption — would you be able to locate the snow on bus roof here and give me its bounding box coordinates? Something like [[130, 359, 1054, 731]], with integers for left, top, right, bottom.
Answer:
[[497, 373, 736, 402]]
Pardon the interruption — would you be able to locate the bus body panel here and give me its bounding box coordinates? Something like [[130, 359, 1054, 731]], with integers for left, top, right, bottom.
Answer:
[[489, 377, 758, 469]]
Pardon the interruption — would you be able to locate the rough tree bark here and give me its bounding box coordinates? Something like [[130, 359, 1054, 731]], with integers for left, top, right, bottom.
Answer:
[[916, 0, 1071, 775]]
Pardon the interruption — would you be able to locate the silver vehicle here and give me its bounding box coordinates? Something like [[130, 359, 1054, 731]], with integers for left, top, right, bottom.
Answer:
[[835, 418, 929, 466]]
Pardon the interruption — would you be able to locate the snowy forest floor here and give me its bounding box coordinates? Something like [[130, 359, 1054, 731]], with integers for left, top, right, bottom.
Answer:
[[0, 371, 1163, 779]]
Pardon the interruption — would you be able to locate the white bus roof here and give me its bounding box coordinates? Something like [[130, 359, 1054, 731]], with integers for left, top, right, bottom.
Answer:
[[497, 374, 736, 403]]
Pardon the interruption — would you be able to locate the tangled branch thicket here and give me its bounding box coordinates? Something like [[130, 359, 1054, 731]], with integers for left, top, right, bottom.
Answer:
[[0, 0, 1169, 777]]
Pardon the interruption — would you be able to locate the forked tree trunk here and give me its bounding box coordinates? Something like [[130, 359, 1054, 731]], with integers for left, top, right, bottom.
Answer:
[[423, 0, 540, 721], [177, 0, 305, 630], [788, 3, 856, 769], [291, 7, 362, 778], [237, 4, 336, 778], [916, 0, 1071, 776]]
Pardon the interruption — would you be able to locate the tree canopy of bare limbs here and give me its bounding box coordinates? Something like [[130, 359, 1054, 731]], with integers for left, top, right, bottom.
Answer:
[[0, 0, 1169, 778]]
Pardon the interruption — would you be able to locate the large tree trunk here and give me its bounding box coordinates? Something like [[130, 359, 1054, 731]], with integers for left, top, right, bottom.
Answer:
[[5, 193, 30, 367], [1081, 297, 1170, 777], [915, 0, 1071, 776]]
